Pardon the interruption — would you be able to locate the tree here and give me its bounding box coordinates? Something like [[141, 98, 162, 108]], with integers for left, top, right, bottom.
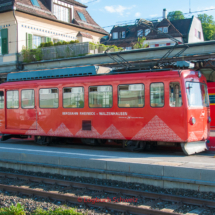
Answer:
[[133, 37, 148, 49], [167, 11, 185, 21], [198, 14, 215, 41]]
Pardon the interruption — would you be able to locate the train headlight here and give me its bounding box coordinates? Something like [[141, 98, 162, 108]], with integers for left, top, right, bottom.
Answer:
[[208, 116, 211, 123], [198, 71, 202, 78], [190, 117, 196, 125]]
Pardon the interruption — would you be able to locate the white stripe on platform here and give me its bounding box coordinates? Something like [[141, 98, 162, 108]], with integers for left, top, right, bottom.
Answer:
[[0, 147, 118, 158]]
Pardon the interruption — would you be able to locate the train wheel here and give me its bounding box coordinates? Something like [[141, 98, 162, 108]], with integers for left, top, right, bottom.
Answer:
[[81, 138, 100, 146], [145, 142, 157, 152], [180, 142, 207, 156], [123, 141, 146, 151], [35, 136, 52, 146]]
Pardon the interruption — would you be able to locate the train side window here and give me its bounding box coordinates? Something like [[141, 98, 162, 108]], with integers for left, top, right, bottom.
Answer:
[[89, 86, 112, 108], [22, 90, 35, 109], [63, 87, 84, 108], [118, 84, 144, 108], [169, 82, 182, 107], [0, 91, 4, 109], [7, 90, 19, 109], [39, 88, 58, 108], [150, 83, 164, 107]]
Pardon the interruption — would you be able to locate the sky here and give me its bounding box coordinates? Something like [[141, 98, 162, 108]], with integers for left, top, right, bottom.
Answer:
[[79, 0, 215, 32]]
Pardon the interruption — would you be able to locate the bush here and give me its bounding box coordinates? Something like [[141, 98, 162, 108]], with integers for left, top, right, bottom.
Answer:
[[0, 203, 25, 215], [69, 40, 79, 44], [0, 205, 82, 215], [54, 41, 62, 46]]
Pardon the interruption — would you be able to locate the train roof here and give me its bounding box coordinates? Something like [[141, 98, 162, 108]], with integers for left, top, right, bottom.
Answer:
[[7, 66, 179, 83]]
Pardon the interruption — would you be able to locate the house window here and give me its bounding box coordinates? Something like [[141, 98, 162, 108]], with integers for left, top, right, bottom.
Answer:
[[163, 27, 168, 33], [78, 12, 87, 22], [195, 29, 198, 37], [54, 4, 70, 22], [158, 27, 168, 33], [112, 32, 118, 39], [53, 39, 60, 44], [126, 47, 132, 50], [145, 29, 150, 36], [137, 29, 143, 37], [122, 31, 126, 38], [198, 31, 201, 39], [158, 27, 163, 33], [31, 0, 40, 7], [33, 35, 45, 48]]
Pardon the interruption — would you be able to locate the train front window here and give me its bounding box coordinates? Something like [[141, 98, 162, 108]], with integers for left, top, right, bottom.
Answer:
[[63, 87, 84, 108], [7, 90, 19, 109], [201, 84, 209, 107], [89, 86, 112, 108], [39, 88, 58, 108], [186, 82, 209, 107], [169, 82, 182, 107], [150, 83, 164, 107], [118, 84, 144, 108], [22, 90, 35, 109], [0, 91, 4, 109]]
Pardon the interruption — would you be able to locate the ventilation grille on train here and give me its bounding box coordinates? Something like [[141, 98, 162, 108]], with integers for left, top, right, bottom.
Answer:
[[82, 121, 91, 131]]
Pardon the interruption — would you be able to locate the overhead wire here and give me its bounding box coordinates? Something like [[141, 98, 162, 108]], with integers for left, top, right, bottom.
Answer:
[[102, 7, 215, 29]]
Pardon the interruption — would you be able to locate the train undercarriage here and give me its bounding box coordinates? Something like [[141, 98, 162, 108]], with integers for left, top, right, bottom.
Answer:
[[1, 134, 207, 156]]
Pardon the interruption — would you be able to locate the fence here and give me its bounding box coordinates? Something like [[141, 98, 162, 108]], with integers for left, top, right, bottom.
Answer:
[[19, 42, 121, 63]]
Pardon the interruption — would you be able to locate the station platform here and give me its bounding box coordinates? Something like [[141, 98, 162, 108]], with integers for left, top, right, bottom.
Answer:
[[0, 140, 215, 192]]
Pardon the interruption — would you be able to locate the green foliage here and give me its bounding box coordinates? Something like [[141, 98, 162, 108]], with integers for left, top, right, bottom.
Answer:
[[39, 40, 79, 48], [32, 207, 82, 215], [0, 203, 25, 215], [198, 14, 215, 41], [0, 205, 82, 215], [54, 41, 63, 46], [167, 11, 185, 21], [133, 37, 148, 49], [21, 48, 42, 63]]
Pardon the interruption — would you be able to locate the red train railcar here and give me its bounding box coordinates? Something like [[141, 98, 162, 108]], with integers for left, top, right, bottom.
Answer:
[[0, 66, 210, 155], [207, 82, 215, 151]]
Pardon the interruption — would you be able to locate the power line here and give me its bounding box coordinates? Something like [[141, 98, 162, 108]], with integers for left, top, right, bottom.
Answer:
[[102, 7, 215, 29], [84, 0, 100, 4]]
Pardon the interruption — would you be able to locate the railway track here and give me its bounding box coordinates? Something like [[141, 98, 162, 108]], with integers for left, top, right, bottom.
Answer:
[[0, 172, 214, 215]]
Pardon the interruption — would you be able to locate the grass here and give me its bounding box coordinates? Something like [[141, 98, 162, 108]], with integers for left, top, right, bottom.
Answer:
[[0, 203, 83, 215]]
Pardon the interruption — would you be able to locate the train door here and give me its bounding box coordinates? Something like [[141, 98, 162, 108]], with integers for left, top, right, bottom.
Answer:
[[6, 89, 37, 130], [19, 89, 37, 130], [6, 89, 20, 129], [186, 82, 207, 139]]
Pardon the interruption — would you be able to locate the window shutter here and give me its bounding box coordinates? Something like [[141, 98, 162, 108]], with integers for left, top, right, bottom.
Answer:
[[46, 37, 51, 42], [1, 28, 8, 55], [26, 33, 33, 50]]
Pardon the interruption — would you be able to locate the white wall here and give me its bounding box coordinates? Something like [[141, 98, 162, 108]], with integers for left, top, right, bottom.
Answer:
[[188, 16, 204, 43], [144, 37, 183, 48], [16, 12, 102, 52]]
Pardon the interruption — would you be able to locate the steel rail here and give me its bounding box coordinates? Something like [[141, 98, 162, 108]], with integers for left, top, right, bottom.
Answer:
[[0, 172, 214, 209], [0, 183, 180, 215]]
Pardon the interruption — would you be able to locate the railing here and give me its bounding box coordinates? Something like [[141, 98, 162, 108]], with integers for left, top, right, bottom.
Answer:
[[19, 42, 122, 63]]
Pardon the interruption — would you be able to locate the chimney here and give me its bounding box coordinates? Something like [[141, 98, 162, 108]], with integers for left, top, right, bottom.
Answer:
[[163, 8, 167, 19]]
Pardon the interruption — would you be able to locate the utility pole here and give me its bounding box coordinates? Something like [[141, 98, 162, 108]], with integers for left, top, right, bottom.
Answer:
[[189, 0, 191, 13]]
